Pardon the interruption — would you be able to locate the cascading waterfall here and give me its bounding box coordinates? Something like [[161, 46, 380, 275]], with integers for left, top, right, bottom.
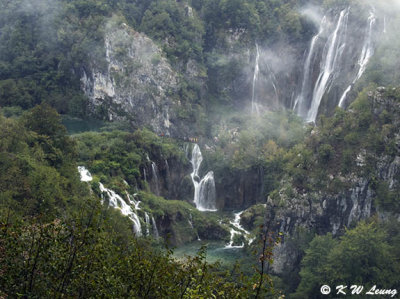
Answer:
[[190, 144, 217, 211], [151, 216, 159, 238], [225, 211, 252, 249], [338, 9, 376, 108], [99, 182, 142, 235], [78, 166, 93, 182], [294, 16, 327, 118], [151, 162, 160, 196], [188, 213, 201, 240], [251, 43, 260, 113], [145, 212, 150, 236], [125, 191, 141, 210], [79, 166, 142, 236], [306, 8, 349, 122]]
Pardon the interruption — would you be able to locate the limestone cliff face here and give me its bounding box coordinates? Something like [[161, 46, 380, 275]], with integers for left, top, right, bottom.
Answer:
[[267, 88, 400, 274], [81, 21, 179, 135]]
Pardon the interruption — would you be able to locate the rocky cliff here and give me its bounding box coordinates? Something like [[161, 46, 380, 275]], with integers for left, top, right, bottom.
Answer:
[[267, 87, 400, 275], [81, 20, 180, 135]]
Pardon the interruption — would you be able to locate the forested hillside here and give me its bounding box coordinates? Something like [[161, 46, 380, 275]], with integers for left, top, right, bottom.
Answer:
[[1, 0, 399, 297]]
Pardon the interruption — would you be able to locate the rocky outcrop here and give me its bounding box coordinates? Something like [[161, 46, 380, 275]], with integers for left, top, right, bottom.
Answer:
[[81, 20, 180, 135], [267, 88, 400, 275]]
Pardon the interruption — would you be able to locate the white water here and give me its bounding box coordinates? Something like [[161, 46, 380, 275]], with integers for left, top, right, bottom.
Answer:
[[251, 43, 260, 113], [151, 162, 160, 196], [383, 15, 386, 34], [78, 166, 93, 182], [190, 144, 217, 211], [99, 182, 142, 235], [294, 16, 327, 117], [143, 168, 147, 183], [266, 62, 279, 103], [125, 191, 141, 210], [151, 216, 159, 238], [307, 8, 349, 122], [188, 213, 201, 240], [145, 212, 150, 236], [225, 211, 251, 249], [338, 10, 376, 108]]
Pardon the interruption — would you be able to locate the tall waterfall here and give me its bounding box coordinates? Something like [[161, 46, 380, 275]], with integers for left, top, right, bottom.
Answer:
[[145, 212, 150, 236], [151, 162, 160, 196], [294, 16, 327, 118], [251, 43, 260, 113], [267, 62, 279, 104], [295, 6, 380, 121], [339, 9, 376, 108], [307, 8, 349, 122], [151, 216, 159, 238], [190, 144, 217, 211]]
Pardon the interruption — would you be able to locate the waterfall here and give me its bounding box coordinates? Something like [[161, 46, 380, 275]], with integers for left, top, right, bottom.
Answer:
[[165, 159, 170, 178], [99, 182, 142, 236], [165, 159, 171, 189], [307, 8, 349, 122], [78, 166, 142, 235], [145, 212, 150, 236], [294, 16, 327, 118], [338, 10, 376, 108], [225, 211, 252, 249], [183, 143, 190, 159], [143, 168, 147, 183], [125, 191, 141, 210], [188, 213, 194, 229], [151, 216, 159, 238], [190, 144, 217, 211], [267, 62, 279, 103], [383, 15, 386, 34], [251, 43, 260, 113], [151, 162, 160, 196], [188, 213, 201, 240], [78, 166, 93, 182]]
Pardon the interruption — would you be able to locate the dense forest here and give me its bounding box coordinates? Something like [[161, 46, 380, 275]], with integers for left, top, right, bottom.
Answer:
[[1, 0, 399, 297]]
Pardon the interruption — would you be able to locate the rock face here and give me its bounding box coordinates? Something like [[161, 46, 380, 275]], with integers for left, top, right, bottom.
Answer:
[[142, 156, 193, 202], [216, 167, 265, 210], [81, 21, 179, 135], [267, 88, 400, 275]]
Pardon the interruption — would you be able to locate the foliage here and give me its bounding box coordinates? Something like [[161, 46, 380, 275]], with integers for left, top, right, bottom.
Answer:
[[294, 220, 400, 298], [74, 128, 186, 191], [0, 106, 281, 298]]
